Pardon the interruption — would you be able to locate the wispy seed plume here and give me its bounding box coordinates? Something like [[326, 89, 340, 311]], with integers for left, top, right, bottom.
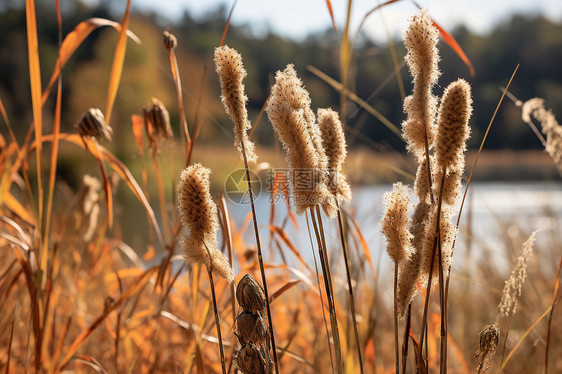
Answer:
[[178, 164, 234, 283], [402, 10, 440, 159], [381, 182, 412, 264], [214, 45, 257, 163]]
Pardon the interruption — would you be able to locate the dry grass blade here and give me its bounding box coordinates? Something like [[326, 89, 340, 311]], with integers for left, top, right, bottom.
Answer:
[[325, 0, 338, 32], [0, 95, 18, 147], [25, 0, 44, 248], [219, 0, 238, 46], [42, 18, 141, 105], [4, 314, 15, 374], [432, 19, 475, 77], [39, 133, 163, 244], [345, 210, 376, 276], [73, 355, 108, 374], [308, 65, 402, 137], [56, 266, 157, 371], [3, 192, 35, 225], [269, 280, 301, 304], [270, 225, 313, 273], [544, 257, 562, 373], [500, 305, 554, 370], [104, 0, 131, 124], [43, 0, 64, 294]]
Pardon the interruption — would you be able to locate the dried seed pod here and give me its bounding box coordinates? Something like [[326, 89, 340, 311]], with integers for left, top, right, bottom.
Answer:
[[236, 274, 266, 312], [163, 30, 177, 50], [236, 311, 268, 344], [476, 324, 500, 372], [237, 343, 271, 374], [143, 98, 173, 146], [76, 108, 113, 141]]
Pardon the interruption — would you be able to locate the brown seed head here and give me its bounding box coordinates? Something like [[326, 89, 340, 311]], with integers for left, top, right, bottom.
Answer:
[[476, 324, 500, 371], [237, 343, 271, 374], [163, 30, 177, 50], [236, 311, 268, 344], [178, 164, 234, 283], [435, 79, 472, 173], [214, 45, 257, 163], [236, 274, 266, 312], [76, 108, 113, 142], [143, 98, 173, 147]]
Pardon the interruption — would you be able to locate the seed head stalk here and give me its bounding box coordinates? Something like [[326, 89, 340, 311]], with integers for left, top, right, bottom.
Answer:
[[310, 206, 343, 374], [335, 203, 364, 374], [240, 140, 280, 374]]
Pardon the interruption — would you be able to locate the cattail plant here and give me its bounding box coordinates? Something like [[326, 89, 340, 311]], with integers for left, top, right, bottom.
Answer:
[[317, 108, 363, 372], [382, 10, 473, 372], [177, 164, 234, 374], [266, 65, 343, 373], [381, 182, 412, 373], [214, 45, 279, 373]]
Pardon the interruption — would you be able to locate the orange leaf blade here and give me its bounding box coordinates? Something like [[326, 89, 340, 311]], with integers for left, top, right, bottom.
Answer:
[[105, 0, 131, 124], [432, 20, 475, 76], [325, 0, 338, 32]]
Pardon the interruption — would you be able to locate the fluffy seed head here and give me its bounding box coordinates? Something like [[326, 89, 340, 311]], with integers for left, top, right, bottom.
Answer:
[[266, 65, 333, 214], [402, 10, 440, 158], [418, 205, 457, 285], [381, 182, 413, 264], [435, 79, 472, 173], [396, 251, 421, 318], [214, 45, 257, 163], [236, 274, 267, 312], [76, 108, 113, 142], [178, 164, 234, 283], [414, 154, 435, 203], [498, 231, 537, 318], [236, 311, 268, 344], [318, 108, 352, 205]]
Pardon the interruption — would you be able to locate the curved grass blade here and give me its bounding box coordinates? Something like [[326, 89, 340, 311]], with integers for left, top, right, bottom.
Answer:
[[105, 0, 131, 124], [325, 0, 338, 32], [25, 0, 43, 241], [42, 18, 141, 106], [39, 134, 163, 244], [269, 225, 312, 273], [269, 280, 301, 304], [308, 65, 402, 138], [56, 266, 157, 371], [219, 0, 239, 47], [432, 19, 475, 76]]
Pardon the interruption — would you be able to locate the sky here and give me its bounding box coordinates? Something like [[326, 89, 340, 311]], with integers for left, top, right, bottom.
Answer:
[[128, 0, 562, 43]]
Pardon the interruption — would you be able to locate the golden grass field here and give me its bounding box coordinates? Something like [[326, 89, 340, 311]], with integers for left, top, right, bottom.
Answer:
[[0, 1, 561, 373]]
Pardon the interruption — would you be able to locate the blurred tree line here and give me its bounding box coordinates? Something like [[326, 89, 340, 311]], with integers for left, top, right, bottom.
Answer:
[[1, 1, 561, 153]]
